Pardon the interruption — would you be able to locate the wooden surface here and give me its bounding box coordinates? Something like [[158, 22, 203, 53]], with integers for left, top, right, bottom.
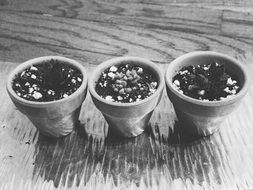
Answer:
[[1, 0, 253, 189]]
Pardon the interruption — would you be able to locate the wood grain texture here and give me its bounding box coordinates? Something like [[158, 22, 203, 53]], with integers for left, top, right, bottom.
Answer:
[[0, 0, 253, 64], [1, 0, 253, 189], [1, 61, 253, 190]]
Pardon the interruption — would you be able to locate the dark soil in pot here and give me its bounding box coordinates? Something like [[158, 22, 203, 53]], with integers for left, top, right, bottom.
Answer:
[[95, 64, 159, 103], [12, 59, 83, 102], [172, 61, 240, 101]]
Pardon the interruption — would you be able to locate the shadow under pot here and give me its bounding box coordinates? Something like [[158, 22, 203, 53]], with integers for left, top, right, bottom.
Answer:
[[6, 56, 88, 138], [165, 51, 249, 137], [89, 57, 164, 138]]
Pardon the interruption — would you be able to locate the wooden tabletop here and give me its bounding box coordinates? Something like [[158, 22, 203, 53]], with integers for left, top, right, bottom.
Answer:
[[1, 0, 253, 189]]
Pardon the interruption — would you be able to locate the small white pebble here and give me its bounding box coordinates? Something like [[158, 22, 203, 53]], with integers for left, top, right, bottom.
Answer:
[[179, 70, 188, 75], [198, 90, 205, 96], [151, 82, 158, 88], [34, 86, 39, 91], [173, 80, 180, 86], [224, 87, 230, 93], [17, 92, 21, 96], [109, 66, 118, 72], [71, 79, 76, 84], [129, 98, 133, 102], [77, 77, 82, 82], [33, 92, 42, 100], [226, 95, 234, 98], [108, 72, 115, 79], [25, 82, 30, 86], [234, 86, 239, 90], [21, 71, 25, 77], [15, 83, 21, 87], [30, 66, 38, 71], [137, 68, 143, 74], [28, 87, 34, 94], [227, 78, 233, 85], [31, 74, 36, 79], [231, 89, 236, 94], [203, 66, 208, 70], [136, 98, 141, 102], [48, 90, 55, 95], [63, 94, 68, 98], [105, 96, 114, 101], [138, 95, 141, 98], [117, 96, 123, 101]]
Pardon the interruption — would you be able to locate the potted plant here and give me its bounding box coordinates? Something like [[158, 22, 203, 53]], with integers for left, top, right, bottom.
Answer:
[[6, 56, 88, 137], [88, 57, 164, 137], [165, 51, 249, 137]]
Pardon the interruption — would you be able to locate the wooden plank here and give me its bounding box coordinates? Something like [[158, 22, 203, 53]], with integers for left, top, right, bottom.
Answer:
[[0, 60, 253, 189], [0, 0, 253, 64], [1, 0, 253, 189]]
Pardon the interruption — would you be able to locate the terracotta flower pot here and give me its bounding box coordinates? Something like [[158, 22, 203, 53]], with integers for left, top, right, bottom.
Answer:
[[165, 51, 249, 137], [6, 56, 88, 137], [89, 57, 164, 138]]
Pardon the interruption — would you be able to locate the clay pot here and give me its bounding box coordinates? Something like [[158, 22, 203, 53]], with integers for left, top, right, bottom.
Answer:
[[6, 56, 88, 137], [89, 57, 164, 138], [165, 51, 249, 137]]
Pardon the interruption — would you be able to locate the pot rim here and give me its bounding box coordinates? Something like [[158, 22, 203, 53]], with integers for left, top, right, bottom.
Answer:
[[6, 56, 88, 107], [165, 51, 250, 107], [88, 56, 164, 107]]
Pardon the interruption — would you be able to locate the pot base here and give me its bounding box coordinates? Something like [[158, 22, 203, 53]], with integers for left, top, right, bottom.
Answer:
[[103, 111, 153, 138], [27, 107, 81, 138], [175, 108, 223, 137]]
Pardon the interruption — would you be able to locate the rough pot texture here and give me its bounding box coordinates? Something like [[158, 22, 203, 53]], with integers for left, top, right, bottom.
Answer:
[[6, 56, 88, 137], [165, 51, 249, 137], [89, 57, 164, 138]]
